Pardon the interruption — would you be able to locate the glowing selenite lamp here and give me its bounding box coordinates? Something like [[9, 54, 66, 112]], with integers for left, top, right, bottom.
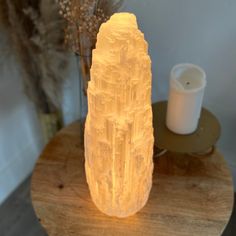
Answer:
[[84, 13, 154, 218]]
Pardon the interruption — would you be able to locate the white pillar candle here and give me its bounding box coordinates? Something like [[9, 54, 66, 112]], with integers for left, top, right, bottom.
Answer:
[[166, 64, 207, 135]]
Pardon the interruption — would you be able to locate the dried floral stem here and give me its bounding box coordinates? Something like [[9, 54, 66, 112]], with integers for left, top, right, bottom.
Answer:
[[57, 0, 123, 93], [0, 0, 9, 28], [1, 0, 68, 113]]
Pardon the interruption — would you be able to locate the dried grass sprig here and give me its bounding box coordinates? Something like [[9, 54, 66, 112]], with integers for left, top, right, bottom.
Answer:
[[4, 0, 68, 113], [0, 0, 9, 28], [57, 0, 123, 93], [57, 0, 123, 55], [7, 0, 48, 112]]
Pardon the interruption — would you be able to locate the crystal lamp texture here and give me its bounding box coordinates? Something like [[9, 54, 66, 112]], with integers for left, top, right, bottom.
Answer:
[[84, 12, 154, 218]]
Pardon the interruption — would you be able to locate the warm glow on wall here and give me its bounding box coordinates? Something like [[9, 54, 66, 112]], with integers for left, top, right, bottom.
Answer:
[[84, 13, 154, 218]]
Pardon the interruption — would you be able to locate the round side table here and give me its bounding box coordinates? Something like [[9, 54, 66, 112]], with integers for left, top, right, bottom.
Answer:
[[31, 119, 234, 236]]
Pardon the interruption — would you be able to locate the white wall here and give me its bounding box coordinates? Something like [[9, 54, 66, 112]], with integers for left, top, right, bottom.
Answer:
[[124, 0, 236, 186], [0, 33, 43, 204], [62, 55, 88, 125]]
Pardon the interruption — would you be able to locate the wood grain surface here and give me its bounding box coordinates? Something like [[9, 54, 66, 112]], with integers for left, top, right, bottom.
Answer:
[[31, 121, 234, 236]]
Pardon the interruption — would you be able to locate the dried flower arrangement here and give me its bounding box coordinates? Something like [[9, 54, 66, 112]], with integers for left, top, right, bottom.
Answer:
[[57, 0, 124, 94], [0, 0, 69, 143], [0, 0, 9, 29], [1, 0, 68, 113]]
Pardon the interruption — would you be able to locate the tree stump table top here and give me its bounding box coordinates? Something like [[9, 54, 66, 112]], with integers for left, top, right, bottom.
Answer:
[[31, 120, 234, 236]]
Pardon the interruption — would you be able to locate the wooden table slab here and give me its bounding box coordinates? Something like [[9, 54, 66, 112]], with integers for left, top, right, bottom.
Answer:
[[31, 121, 234, 236]]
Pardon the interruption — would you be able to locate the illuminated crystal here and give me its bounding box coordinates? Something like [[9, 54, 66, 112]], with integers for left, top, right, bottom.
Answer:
[[84, 13, 154, 218]]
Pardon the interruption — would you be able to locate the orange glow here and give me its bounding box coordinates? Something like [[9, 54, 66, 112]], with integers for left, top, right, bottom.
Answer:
[[84, 13, 154, 218]]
